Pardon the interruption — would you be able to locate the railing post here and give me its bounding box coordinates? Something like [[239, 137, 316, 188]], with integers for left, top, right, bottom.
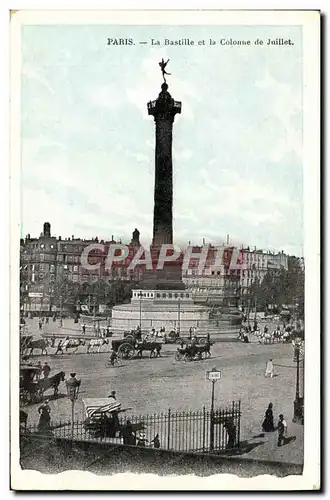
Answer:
[[202, 406, 206, 452], [167, 408, 171, 450]]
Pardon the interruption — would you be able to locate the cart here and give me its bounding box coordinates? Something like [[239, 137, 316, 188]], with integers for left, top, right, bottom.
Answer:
[[83, 398, 145, 439]]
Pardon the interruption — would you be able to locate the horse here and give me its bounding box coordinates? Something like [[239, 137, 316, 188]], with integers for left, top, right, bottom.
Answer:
[[26, 339, 51, 356], [64, 339, 85, 354], [87, 338, 109, 353], [136, 341, 162, 359], [258, 332, 274, 344], [37, 371, 65, 398]]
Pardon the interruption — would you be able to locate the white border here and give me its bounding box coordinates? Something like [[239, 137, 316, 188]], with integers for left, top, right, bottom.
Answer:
[[9, 8, 320, 491]]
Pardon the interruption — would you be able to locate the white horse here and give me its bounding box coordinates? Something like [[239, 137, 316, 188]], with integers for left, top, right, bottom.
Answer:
[[64, 339, 86, 354], [258, 332, 274, 344], [87, 338, 109, 353]]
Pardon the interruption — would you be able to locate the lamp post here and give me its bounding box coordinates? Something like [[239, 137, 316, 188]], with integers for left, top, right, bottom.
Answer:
[[59, 295, 63, 327], [206, 367, 221, 452], [292, 340, 304, 424], [177, 298, 181, 334], [66, 373, 81, 440], [93, 295, 96, 332], [138, 291, 143, 329]]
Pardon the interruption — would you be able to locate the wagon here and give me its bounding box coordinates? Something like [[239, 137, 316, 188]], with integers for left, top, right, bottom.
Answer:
[[111, 338, 137, 359], [83, 398, 145, 439], [20, 364, 41, 405], [111, 337, 163, 359]]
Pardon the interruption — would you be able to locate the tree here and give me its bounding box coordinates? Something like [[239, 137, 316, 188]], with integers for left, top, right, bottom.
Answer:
[[247, 257, 304, 318]]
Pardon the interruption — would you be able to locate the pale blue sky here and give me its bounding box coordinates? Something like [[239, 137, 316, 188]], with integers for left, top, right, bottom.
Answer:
[[21, 24, 303, 255]]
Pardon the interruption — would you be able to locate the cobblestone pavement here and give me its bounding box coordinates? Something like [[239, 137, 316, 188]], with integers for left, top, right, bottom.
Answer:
[[21, 335, 303, 465]]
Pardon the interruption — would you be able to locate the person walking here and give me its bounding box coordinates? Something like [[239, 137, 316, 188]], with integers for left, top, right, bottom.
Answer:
[[38, 399, 51, 432], [264, 324, 268, 335], [42, 362, 51, 378], [121, 420, 136, 445], [265, 359, 274, 378], [38, 319, 42, 331], [277, 414, 287, 446], [54, 339, 63, 355], [82, 323, 86, 334], [262, 402, 275, 432], [108, 390, 116, 400]]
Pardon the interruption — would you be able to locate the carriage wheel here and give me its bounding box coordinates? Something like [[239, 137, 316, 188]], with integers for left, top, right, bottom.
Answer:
[[199, 338, 206, 345], [184, 353, 192, 362], [118, 343, 135, 359], [125, 335, 134, 342], [175, 338, 182, 344]]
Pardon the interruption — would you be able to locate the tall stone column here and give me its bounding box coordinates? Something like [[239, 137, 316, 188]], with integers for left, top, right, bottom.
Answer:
[[148, 82, 181, 246], [139, 82, 184, 290]]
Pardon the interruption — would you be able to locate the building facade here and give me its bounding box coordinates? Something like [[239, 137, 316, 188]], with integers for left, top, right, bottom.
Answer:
[[20, 222, 290, 313]]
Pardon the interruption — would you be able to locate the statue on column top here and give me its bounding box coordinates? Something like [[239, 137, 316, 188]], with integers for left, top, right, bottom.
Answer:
[[159, 58, 171, 83]]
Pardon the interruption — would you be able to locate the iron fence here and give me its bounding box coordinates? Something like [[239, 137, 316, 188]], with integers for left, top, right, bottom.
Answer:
[[20, 402, 241, 455]]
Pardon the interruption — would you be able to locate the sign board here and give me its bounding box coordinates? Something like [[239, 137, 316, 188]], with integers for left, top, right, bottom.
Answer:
[[28, 292, 43, 298], [206, 369, 221, 381]]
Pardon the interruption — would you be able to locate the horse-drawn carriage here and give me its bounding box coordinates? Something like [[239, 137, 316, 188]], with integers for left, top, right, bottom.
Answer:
[[83, 398, 145, 440], [20, 364, 40, 405], [174, 340, 212, 362], [111, 336, 162, 359]]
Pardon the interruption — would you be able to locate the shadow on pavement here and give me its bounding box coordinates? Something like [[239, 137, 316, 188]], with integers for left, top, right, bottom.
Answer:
[[221, 440, 266, 456], [281, 436, 297, 446]]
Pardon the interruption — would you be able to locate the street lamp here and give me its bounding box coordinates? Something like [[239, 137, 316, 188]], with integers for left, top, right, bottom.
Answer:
[[66, 373, 81, 440], [177, 297, 181, 334], [292, 339, 304, 424], [206, 367, 221, 452], [138, 291, 143, 329]]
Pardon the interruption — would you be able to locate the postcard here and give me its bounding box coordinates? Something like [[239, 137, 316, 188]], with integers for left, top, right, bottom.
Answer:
[[10, 9, 320, 490]]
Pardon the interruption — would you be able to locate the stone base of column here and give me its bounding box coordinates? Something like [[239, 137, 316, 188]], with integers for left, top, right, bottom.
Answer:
[[139, 266, 185, 290]]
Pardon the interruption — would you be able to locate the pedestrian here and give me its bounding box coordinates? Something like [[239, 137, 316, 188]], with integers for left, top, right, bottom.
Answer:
[[262, 402, 275, 432], [42, 362, 51, 378], [46, 317, 49, 324], [264, 324, 268, 334], [277, 414, 288, 446], [265, 359, 274, 378], [38, 319, 42, 331], [121, 419, 136, 445], [82, 323, 86, 334], [136, 432, 147, 447], [53, 314, 56, 322], [108, 349, 117, 367], [54, 339, 63, 355], [38, 399, 51, 432], [224, 419, 237, 449], [36, 361, 42, 381], [253, 320, 258, 332], [189, 327, 192, 340], [150, 433, 160, 449], [108, 390, 116, 400]]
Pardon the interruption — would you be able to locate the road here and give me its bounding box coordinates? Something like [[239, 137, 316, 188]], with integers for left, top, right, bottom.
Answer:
[[22, 336, 304, 464]]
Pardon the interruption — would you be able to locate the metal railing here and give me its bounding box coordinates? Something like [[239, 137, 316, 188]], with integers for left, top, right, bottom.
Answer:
[[21, 403, 241, 455]]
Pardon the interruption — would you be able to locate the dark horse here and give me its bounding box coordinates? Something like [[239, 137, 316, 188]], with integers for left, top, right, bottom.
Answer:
[[136, 341, 162, 359], [38, 371, 65, 398]]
